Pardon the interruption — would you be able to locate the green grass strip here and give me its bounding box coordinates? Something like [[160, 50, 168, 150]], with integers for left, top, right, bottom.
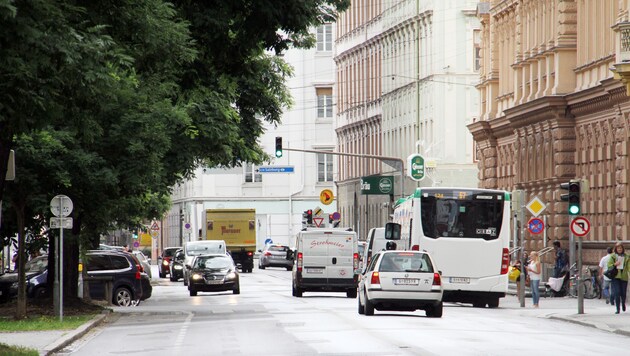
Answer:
[[0, 343, 39, 355], [0, 315, 95, 332]]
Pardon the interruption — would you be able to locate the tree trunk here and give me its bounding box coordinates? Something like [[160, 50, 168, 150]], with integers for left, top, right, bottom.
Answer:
[[15, 202, 26, 319]]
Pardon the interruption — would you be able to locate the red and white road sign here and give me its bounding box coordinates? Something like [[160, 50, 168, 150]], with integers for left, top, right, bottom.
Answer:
[[150, 222, 160, 231], [570, 217, 591, 237], [313, 217, 324, 227]]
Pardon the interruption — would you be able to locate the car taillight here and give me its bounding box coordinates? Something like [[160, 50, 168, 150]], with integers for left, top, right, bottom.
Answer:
[[264, 251, 272, 256], [353, 253, 359, 271], [137, 264, 144, 273], [247, 251, 253, 256], [411, 245, 419, 251], [501, 248, 509, 274], [433, 272, 441, 286], [135, 271, 141, 280], [370, 271, 380, 285], [297, 252, 303, 272]]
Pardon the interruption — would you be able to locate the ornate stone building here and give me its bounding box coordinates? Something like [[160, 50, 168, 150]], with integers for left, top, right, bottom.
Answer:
[[469, 0, 630, 261]]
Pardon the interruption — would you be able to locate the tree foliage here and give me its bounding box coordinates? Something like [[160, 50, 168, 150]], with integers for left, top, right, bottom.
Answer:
[[0, 0, 349, 314]]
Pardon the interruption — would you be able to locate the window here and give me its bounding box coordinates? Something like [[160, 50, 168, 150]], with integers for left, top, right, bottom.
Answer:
[[86, 255, 111, 271], [316, 87, 333, 118], [317, 24, 333, 51], [245, 164, 262, 183], [473, 30, 481, 72], [111, 255, 131, 269], [317, 152, 333, 182]]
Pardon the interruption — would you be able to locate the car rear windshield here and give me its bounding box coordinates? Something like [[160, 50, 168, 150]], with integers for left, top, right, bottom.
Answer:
[[269, 246, 289, 252], [378, 253, 433, 273]]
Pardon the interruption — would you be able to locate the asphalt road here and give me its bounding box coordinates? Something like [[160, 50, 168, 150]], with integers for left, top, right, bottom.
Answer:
[[54, 265, 630, 355]]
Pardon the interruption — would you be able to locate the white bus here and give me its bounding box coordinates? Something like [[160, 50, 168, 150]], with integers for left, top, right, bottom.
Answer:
[[387, 187, 511, 308]]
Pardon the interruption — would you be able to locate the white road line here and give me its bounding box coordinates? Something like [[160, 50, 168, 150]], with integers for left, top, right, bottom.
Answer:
[[173, 311, 194, 352]]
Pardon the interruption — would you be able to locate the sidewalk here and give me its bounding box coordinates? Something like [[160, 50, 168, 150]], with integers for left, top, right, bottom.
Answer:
[[0, 312, 109, 356], [0, 296, 628, 355], [502, 293, 630, 337]]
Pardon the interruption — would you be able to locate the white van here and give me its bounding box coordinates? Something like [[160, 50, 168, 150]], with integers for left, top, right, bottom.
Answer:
[[364, 227, 404, 270], [291, 228, 359, 298], [182, 240, 227, 285]]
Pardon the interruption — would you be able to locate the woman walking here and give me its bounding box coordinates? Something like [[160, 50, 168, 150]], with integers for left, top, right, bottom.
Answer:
[[527, 251, 541, 307], [608, 242, 630, 314]]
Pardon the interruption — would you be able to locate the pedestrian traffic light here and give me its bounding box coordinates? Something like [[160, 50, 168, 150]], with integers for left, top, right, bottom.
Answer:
[[303, 210, 313, 224], [329, 214, 333, 224], [275, 136, 283, 158], [560, 180, 581, 215]]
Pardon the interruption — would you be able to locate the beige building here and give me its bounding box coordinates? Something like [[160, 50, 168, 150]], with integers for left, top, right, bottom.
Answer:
[[469, 1, 630, 262], [335, 1, 481, 239]]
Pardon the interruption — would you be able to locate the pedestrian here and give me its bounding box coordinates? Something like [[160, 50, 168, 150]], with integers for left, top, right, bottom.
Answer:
[[123, 244, 131, 253], [552, 241, 568, 278], [599, 246, 614, 304], [527, 251, 541, 308], [608, 242, 630, 314]]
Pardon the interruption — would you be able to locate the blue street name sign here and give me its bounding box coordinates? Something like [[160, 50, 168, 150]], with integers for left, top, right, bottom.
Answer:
[[257, 166, 295, 173]]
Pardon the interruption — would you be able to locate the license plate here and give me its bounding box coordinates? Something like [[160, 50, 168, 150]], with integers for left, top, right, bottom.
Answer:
[[307, 268, 324, 274], [450, 277, 470, 284], [206, 280, 223, 285], [393, 278, 419, 285]]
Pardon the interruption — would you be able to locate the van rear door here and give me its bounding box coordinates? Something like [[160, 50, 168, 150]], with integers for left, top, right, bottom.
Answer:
[[324, 231, 356, 282], [300, 233, 329, 279]]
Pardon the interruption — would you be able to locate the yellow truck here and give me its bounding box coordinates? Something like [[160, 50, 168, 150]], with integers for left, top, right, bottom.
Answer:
[[204, 209, 256, 273]]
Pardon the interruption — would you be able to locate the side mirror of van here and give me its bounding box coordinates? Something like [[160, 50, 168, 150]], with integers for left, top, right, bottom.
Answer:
[[384, 222, 401, 240], [286, 250, 295, 260]]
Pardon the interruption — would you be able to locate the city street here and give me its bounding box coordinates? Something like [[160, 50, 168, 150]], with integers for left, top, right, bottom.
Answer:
[[54, 265, 630, 355]]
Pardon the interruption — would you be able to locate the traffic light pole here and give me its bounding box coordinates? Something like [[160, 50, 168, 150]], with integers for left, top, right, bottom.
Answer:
[[282, 148, 405, 200]]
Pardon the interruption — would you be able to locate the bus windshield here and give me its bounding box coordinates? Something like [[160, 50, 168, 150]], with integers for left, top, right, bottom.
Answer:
[[420, 190, 504, 240]]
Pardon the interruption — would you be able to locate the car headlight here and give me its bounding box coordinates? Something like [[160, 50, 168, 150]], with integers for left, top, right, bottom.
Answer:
[[162, 260, 169, 266], [226, 272, 237, 280], [192, 274, 203, 280], [174, 265, 183, 270]]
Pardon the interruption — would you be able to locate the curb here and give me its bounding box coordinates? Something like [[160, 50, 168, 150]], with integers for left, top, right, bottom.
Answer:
[[42, 310, 111, 355], [548, 314, 630, 338]]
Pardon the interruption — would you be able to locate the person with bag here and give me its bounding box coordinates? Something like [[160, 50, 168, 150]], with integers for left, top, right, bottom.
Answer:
[[607, 242, 630, 314], [599, 247, 614, 304], [527, 251, 541, 307]]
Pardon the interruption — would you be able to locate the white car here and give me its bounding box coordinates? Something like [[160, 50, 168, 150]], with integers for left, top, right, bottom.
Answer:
[[358, 250, 443, 317]]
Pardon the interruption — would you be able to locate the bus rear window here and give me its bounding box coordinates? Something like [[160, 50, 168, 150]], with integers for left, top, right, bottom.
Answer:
[[420, 195, 504, 240]]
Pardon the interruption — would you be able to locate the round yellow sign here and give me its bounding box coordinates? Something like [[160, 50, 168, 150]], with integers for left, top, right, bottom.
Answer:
[[320, 189, 334, 205]]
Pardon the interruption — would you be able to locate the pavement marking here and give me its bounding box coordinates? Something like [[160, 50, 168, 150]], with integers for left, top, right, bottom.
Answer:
[[173, 311, 194, 353]]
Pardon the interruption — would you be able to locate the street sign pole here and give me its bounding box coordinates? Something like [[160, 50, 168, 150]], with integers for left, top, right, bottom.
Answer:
[[577, 231, 584, 314]]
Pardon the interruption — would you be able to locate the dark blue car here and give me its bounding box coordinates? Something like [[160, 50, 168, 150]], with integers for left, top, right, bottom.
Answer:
[[0, 255, 49, 302]]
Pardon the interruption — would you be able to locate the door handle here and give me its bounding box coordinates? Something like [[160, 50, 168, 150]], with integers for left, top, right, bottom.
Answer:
[[332, 257, 337, 264]]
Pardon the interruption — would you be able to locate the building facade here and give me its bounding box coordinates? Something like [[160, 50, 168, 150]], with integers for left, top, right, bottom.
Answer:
[[469, 0, 630, 262], [161, 26, 339, 251], [336, 0, 481, 239]]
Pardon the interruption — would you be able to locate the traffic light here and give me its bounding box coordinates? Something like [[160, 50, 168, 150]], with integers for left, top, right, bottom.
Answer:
[[560, 180, 581, 215], [303, 210, 313, 224], [275, 136, 283, 158], [329, 214, 334, 224], [132, 231, 138, 239]]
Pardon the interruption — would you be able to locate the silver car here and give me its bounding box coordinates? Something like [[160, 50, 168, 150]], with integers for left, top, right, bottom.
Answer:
[[258, 244, 293, 271], [358, 250, 443, 317], [132, 250, 152, 279]]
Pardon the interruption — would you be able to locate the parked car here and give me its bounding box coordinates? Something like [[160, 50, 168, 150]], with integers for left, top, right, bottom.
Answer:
[[158, 247, 181, 278], [0, 255, 48, 302], [358, 250, 443, 317], [258, 244, 293, 270], [85, 250, 152, 306], [168, 249, 185, 281], [187, 254, 240, 296], [132, 250, 152, 279]]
